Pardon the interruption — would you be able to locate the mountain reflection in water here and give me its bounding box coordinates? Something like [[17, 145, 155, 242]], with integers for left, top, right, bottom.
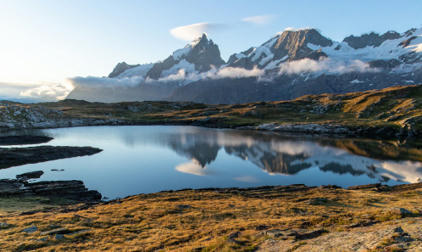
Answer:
[[116, 126, 422, 184], [1, 126, 421, 198]]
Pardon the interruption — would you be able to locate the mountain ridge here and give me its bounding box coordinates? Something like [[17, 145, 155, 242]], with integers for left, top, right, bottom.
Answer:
[[67, 27, 422, 104]]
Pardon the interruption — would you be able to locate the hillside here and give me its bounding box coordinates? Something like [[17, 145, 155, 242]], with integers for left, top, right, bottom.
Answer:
[[41, 85, 422, 140]]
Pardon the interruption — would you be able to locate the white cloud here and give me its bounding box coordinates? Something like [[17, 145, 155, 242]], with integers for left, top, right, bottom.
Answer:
[[215, 66, 264, 79], [242, 15, 275, 25], [170, 22, 224, 41], [69, 76, 144, 88], [279, 58, 379, 75], [18, 82, 73, 101], [175, 159, 208, 176]]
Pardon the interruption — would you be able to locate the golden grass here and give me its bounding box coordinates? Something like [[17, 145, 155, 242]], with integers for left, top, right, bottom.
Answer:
[[1, 186, 421, 251]]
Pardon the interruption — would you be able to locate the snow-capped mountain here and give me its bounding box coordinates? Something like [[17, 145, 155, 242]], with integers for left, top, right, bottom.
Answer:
[[226, 27, 422, 72], [227, 28, 333, 70], [68, 27, 422, 104], [108, 34, 225, 81]]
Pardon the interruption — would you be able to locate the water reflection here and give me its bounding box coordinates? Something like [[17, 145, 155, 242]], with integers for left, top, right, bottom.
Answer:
[[1, 126, 421, 198], [108, 126, 422, 183]]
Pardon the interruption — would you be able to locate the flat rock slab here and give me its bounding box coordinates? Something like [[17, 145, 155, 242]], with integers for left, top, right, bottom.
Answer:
[[0, 135, 53, 145], [0, 179, 102, 202], [0, 146, 102, 169], [16, 170, 44, 181]]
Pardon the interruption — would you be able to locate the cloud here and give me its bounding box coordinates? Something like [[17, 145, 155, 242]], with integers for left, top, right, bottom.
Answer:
[[69, 76, 144, 88], [0, 82, 73, 102], [147, 66, 264, 84], [19, 82, 73, 101], [170, 22, 225, 41], [279, 58, 379, 75], [234, 176, 259, 183], [175, 159, 208, 176], [215, 66, 264, 79], [242, 15, 275, 25]]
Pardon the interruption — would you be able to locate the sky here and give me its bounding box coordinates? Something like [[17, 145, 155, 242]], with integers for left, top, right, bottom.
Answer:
[[0, 0, 421, 100]]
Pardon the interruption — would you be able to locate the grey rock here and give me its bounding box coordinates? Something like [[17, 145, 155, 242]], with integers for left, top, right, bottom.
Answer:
[[41, 228, 71, 236], [51, 169, 65, 172], [23, 226, 38, 234], [343, 31, 401, 49], [0, 146, 102, 169], [398, 208, 413, 216], [0, 222, 10, 229], [16, 170, 44, 181], [394, 227, 404, 233], [55, 234, 65, 240], [309, 197, 329, 205], [265, 229, 285, 238], [0, 179, 102, 202]]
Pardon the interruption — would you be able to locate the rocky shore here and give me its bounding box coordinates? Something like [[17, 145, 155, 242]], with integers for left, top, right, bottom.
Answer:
[[0, 135, 53, 145], [0, 170, 102, 203], [0, 145, 102, 169]]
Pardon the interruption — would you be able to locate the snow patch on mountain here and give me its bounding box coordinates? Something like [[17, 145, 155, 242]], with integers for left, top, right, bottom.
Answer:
[[161, 59, 196, 78], [116, 64, 154, 78], [172, 47, 192, 60], [279, 27, 314, 33]]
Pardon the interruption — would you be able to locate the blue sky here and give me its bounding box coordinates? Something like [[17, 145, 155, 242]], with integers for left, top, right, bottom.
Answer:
[[0, 0, 421, 86]]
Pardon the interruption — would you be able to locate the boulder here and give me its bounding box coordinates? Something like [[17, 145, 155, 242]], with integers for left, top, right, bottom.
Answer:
[[16, 170, 44, 181]]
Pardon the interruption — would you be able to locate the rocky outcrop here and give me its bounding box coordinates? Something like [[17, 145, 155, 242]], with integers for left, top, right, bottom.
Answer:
[[0, 101, 123, 129], [0, 135, 53, 145], [16, 171, 44, 181], [0, 179, 101, 202], [343, 31, 402, 49], [0, 146, 102, 169]]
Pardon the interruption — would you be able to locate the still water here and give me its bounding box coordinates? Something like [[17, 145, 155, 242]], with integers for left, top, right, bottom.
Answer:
[[1, 126, 421, 199]]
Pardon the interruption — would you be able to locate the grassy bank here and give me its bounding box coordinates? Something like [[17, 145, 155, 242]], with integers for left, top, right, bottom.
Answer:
[[38, 85, 422, 139], [1, 184, 422, 251]]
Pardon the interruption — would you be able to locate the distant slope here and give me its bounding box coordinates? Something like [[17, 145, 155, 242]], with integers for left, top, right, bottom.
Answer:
[[44, 85, 422, 140]]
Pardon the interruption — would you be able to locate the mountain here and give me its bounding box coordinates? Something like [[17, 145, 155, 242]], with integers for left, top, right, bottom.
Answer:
[[68, 27, 422, 104], [145, 34, 225, 80], [227, 28, 333, 69], [107, 33, 225, 81], [108, 62, 141, 78]]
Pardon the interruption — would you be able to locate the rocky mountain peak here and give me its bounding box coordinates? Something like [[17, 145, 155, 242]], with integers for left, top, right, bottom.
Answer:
[[227, 28, 332, 69], [108, 62, 140, 78], [191, 33, 210, 46], [145, 34, 225, 80], [343, 30, 402, 49], [271, 28, 333, 61]]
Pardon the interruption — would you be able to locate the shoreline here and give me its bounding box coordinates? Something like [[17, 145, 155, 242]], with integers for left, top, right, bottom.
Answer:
[[1, 85, 421, 141]]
